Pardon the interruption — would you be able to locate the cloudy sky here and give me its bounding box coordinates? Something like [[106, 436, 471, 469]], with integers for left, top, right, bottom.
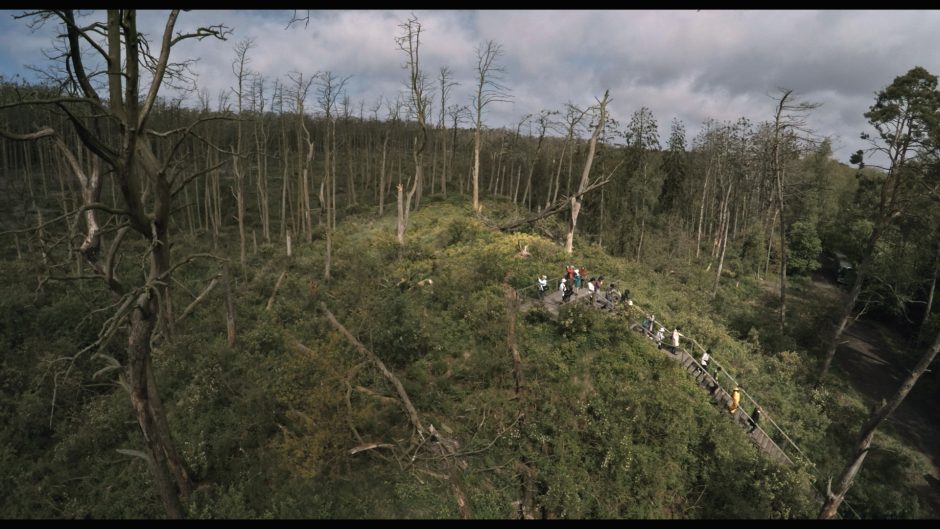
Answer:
[[2, 9, 940, 164]]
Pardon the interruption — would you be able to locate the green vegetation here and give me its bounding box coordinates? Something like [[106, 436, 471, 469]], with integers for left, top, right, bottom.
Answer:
[[0, 199, 932, 518]]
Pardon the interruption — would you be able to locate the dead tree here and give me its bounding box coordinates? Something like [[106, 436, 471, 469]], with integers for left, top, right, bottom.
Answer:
[[4, 9, 230, 518], [819, 327, 940, 518], [394, 14, 430, 245], [319, 303, 473, 518], [471, 40, 511, 213], [565, 90, 609, 255], [316, 71, 349, 279], [769, 88, 820, 331], [231, 37, 255, 269], [437, 66, 458, 196]]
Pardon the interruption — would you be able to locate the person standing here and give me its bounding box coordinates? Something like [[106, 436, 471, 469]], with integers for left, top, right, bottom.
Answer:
[[604, 283, 618, 309], [748, 406, 762, 433], [728, 386, 742, 415], [562, 280, 574, 303], [655, 326, 665, 348], [620, 288, 632, 305], [672, 327, 682, 349]]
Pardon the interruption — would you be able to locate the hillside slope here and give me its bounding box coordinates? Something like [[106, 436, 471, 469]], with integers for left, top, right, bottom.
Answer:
[[3, 197, 922, 518]]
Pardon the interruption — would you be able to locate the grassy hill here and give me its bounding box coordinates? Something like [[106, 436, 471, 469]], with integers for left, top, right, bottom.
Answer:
[[0, 196, 931, 518]]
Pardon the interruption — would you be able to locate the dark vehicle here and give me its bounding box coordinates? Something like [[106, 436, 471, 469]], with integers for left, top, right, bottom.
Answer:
[[834, 252, 854, 285]]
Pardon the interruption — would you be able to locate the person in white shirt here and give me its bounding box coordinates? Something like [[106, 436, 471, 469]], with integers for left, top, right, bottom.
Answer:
[[672, 327, 682, 348]]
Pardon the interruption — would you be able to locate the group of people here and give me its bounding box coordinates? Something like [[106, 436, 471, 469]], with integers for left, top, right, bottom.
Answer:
[[538, 265, 634, 309], [728, 386, 763, 433], [639, 315, 684, 353], [538, 266, 767, 438], [638, 315, 765, 436]]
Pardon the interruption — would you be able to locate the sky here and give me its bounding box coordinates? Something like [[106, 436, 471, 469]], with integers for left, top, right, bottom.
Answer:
[[3, 9, 940, 165]]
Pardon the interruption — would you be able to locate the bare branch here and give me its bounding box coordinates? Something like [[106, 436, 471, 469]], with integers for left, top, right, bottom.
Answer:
[[170, 161, 226, 199], [175, 275, 221, 324], [320, 302, 426, 439], [285, 10, 311, 29], [0, 126, 56, 141]]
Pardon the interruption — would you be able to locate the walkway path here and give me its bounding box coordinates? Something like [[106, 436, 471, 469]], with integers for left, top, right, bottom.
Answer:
[[520, 280, 797, 467]]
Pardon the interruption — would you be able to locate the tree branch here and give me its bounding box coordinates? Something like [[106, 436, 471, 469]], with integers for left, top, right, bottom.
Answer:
[[175, 274, 220, 324], [498, 160, 621, 231], [320, 302, 426, 439]]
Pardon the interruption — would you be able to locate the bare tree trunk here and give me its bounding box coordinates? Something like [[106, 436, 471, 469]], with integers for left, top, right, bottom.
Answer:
[[636, 216, 645, 261], [302, 138, 315, 243], [819, 327, 940, 518], [233, 154, 247, 268], [565, 91, 608, 255], [127, 298, 187, 519], [279, 115, 289, 240], [695, 158, 712, 258], [472, 126, 482, 213], [347, 128, 357, 206], [712, 183, 733, 299], [921, 238, 940, 333], [396, 184, 405, 244], [777, 200, 787, 333], [430, 131, 438, 196], [817, 223, 888, 386], [764, 207, 778, 280], [280, 150, 289, 241], [396, 178, 417, 247], [222, 262, 236, 347], [440, 124, 448, 196], [183, 184, 195, 236], [266, 271, 287, 312], [379, 130, 389, 216], [5, 11, 233, 518]]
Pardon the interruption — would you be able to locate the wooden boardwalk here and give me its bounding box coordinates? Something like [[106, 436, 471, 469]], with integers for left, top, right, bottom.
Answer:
[[521, 283, 794, 467]]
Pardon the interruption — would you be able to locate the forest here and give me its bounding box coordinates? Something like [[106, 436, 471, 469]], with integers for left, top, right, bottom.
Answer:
[[1, 10, 939, 519]]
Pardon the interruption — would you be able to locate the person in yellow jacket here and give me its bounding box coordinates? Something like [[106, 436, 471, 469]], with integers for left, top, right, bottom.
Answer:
[[728, 386, 742, 415]]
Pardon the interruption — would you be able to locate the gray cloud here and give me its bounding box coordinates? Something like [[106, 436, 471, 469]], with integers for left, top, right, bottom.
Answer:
[[4, 9, 940, 165]]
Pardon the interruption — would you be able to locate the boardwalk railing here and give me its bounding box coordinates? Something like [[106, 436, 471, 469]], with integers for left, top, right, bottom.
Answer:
[[523, 275, 858, 518]]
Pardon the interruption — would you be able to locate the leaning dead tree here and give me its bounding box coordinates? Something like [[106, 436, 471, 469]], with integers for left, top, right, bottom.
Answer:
[[818, 326, 940, 519], [565, 90, 610, 255], [497, 169, 617, 232], [4, 9, 229, 518], [319, 303, 473, 518]]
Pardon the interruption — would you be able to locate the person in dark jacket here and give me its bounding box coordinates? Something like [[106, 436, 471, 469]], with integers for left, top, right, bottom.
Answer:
[[748, 406, 762, 433]]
